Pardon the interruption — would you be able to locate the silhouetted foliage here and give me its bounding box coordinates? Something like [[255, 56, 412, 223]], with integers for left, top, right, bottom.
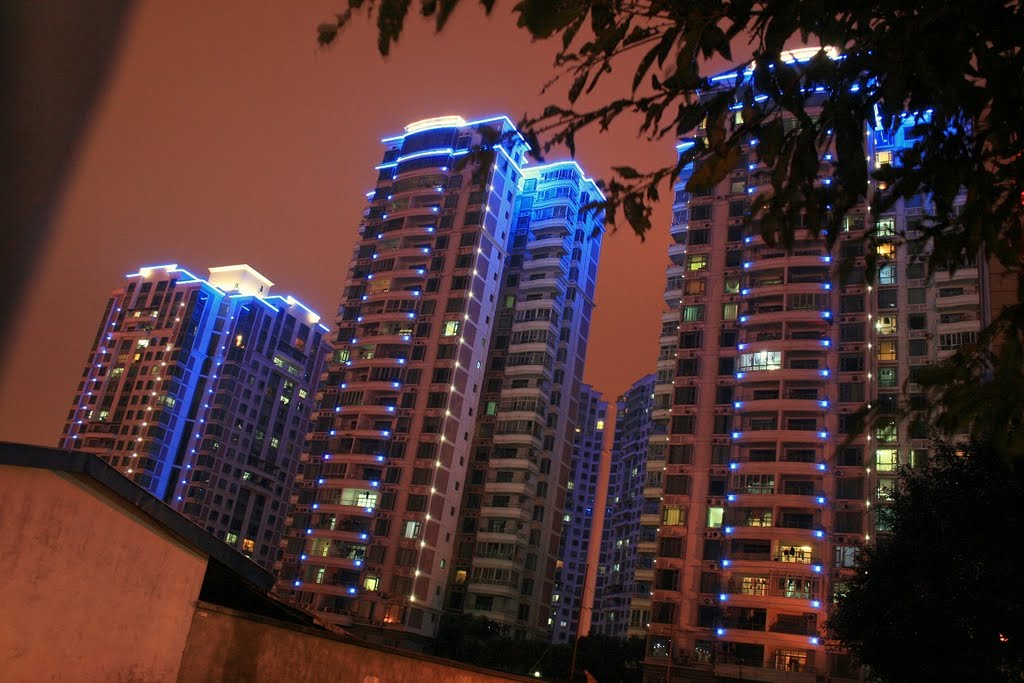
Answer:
[[827, 439, 1024, 681]]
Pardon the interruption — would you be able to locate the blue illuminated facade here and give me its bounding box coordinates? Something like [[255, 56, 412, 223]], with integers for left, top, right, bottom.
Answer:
[[645, 65, 983, 681], [61, 264, 328, 568], [276, 115, 605, 648]]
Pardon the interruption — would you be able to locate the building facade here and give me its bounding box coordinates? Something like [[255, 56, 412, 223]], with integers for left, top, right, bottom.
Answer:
[[449, 159, 605, 641], [60, 263, 327, 567], [276, 115, 604, 646], [551, 374, 657, 644], [643, 56, 984, 682], [596, 373, 656, 640], [550, 385, 606, 643]]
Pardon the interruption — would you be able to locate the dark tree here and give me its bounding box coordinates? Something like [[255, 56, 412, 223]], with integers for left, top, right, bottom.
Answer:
[[317, 0, 1024, 449], [827, 440, 1024, 681]]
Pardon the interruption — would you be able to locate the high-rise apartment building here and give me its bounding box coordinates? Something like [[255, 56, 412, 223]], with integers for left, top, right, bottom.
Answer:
[[643, 52, 984, 682], [551, 385, 606, 643], [449, 158, 604, 641], [551, 374, 656, 644], [61, 263, 328, 567], [596, 373, 656, 640], [276, 115, 604, 647]]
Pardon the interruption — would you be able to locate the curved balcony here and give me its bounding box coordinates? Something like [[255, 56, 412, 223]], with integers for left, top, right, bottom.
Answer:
[[485, 481, 534, 497], [480, 504, 532, 524], [386, 244, 434, 260], [519, 273, 567, 294], [740, 307, 831, 327], [743, 281, 830, 299], [523, 255, 569, 273], [354, 332, 413, 346], [339, 403, 398, 419], [466, 580, 520, 600], [475, 529, 527, 545], [492, 433, 543, 450], [339, 378, 403, 392], [379, 265, 429, 280], [345, 356, 409, 373], [528, 232, 570, 251], [356, 309, 418, 326], [744, 253, 832, 271], [735, 368, 829, 383], [735, 397, 828, 413], [488, 455, 540, 474]]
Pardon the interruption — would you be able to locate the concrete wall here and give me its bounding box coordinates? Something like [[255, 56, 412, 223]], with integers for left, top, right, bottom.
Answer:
[[0, 466, 207, 683], [178, 603, 529, 683]]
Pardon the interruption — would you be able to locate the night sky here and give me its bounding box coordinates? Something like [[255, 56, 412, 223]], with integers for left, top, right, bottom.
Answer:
[[0, 2, 678, 447]]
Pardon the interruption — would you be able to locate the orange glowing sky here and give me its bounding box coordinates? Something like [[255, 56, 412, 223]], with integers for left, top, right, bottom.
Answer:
[[0, 2, 678, 446]]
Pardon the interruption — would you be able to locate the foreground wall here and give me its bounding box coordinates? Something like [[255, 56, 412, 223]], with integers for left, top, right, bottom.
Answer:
[[178, 603, 528, 683], [0, 465, 207, 683]]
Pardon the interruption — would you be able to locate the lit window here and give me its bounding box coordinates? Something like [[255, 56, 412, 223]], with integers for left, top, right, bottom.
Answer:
[[724, 278, 740, 294], [878, 264, 897, 285], [722, 303, 739, 321], [876, 243, 896, 259], [684, 279, 706, 295], [739, 351, 782, 372], [403, 521, 422, 539], [687, 254, 708, 271], [683, 305, 705, 322], [442, 320, 461, 336], [241, 538, 255, 554], [877, 340, 897, 360], [662, 505, 686, 526], [706, 506, 724, 528], [876, 448, 899, 471], [225, 532, 239, 545], [875, 151, 893, 166], [876, 218, 896, 237], [364, 574, 380, 591], [876, 316, 897, 335]]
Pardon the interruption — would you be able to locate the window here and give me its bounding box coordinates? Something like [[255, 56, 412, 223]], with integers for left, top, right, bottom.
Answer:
[[688, 229, 710, 245], [878, 367, 897, 387], [687, 254, 709, 271], [706, 506, 724, 528], [876, 448, 898, 471], [876, 316, 897, 335], [738, 351, 782, 372], [724, 277, 740, 294], [683, 305, 705, 322], [879, 264, 897, 285], [684, 279, 706, 295], [876, 217, 896, 237], [442, 320, 460, 337], [939, 330, 977, 350], [877, 340, 897, 361], [875, 150, 892, 166], [722, 303, 739, 321], [663, 506, 686, 526]]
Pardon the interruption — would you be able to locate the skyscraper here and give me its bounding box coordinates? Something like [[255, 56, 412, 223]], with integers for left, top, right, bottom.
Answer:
[[551, 384, 606, 644], [644, 51, 985, 681], [551, 374, 656, 644], [61, 263, 328, 567], [276, 115, 604, 647], [597, 373, 655, 640]]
